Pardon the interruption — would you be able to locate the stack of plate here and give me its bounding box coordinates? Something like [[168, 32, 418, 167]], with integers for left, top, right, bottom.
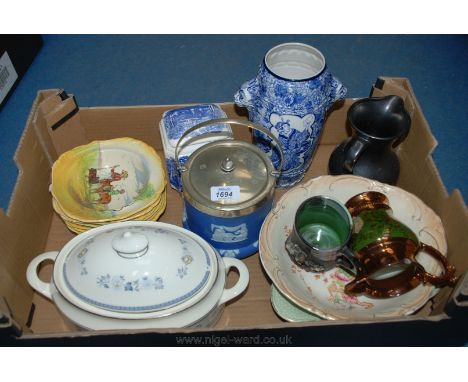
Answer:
[[51, 137, 167, 234]]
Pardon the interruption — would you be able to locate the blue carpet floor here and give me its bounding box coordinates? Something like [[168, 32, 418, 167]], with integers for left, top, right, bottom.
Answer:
[[0, 34, 467, 210]]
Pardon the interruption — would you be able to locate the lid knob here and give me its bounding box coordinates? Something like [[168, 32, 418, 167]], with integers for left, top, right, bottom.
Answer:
[[112, 231, 149, 259], [220, 157, 235, 172]]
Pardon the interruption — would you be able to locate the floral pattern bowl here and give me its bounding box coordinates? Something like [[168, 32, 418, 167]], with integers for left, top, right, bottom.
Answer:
[[259, 175, 448, 320], [27, 221, 248, 322], [51, 138, 166, 225]]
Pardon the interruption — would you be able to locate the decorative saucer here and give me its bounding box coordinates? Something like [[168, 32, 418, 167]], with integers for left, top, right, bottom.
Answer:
[[271, 284, 321, 322]]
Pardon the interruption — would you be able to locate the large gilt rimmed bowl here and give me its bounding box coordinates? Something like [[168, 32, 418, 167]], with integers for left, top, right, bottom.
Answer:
[[259, 175, 448, 320]]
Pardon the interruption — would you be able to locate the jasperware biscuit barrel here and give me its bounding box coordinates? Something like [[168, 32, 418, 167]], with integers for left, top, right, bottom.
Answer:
[[175, 118, 283, 259]]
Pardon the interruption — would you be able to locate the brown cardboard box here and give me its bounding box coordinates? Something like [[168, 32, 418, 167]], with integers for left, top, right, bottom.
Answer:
[[0, 78, 467, 345]]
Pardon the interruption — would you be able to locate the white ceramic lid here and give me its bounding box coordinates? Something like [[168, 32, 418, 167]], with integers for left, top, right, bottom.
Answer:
[[53, 222, 218, 318]]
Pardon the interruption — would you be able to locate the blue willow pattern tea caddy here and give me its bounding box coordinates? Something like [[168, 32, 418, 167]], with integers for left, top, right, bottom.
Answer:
[[159, 104, 232, 192], [235, 42, 347, 187]]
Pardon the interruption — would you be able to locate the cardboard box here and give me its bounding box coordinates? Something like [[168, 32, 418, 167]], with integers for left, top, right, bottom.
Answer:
[[0, 78, 467, 345]]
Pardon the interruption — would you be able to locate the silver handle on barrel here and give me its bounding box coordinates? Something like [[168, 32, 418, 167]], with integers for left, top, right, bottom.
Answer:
[[174, 118, 284, 177]]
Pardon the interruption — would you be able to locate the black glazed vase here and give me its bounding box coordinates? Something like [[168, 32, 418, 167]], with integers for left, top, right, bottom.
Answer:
[[328, 95, 411, 184]]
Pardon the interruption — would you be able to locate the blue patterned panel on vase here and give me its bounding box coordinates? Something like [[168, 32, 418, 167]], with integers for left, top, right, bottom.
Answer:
[[236, 64, 346, 188]]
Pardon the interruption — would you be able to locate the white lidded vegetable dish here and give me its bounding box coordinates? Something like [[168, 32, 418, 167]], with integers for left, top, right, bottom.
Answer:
[[27, 221, 249, 327]]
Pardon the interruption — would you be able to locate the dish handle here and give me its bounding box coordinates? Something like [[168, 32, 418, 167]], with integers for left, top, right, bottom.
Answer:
[[26, 251, 59, 300], [218, 257, 249, 305]]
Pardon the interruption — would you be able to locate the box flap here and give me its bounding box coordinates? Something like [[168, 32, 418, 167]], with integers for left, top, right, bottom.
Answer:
[[33, 89, 87, 164], [0, 91, 57, 325]]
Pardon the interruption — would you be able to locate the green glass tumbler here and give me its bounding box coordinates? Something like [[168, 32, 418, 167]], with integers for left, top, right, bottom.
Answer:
[[285, 196, 358, 272]]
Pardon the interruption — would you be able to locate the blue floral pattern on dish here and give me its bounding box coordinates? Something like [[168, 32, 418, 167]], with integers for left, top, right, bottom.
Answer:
[[96, 274, 165, 291], [162, 104, 230, 142], [177, 266, 188, 279], [77, 247, 88, 276], [177, 251, 193, 278]]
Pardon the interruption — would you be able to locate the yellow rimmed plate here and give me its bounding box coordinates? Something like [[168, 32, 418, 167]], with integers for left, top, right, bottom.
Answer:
[[52, 188, 166, 226], [51, 138, 166, 223], [56, 190, 167, 234]]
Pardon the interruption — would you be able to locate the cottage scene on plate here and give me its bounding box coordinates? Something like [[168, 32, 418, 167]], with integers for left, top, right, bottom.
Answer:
[[27, 42, 457, 330]]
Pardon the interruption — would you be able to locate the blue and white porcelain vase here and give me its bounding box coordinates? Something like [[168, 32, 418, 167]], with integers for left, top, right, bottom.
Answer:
[[234, 42, 347, 187]]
